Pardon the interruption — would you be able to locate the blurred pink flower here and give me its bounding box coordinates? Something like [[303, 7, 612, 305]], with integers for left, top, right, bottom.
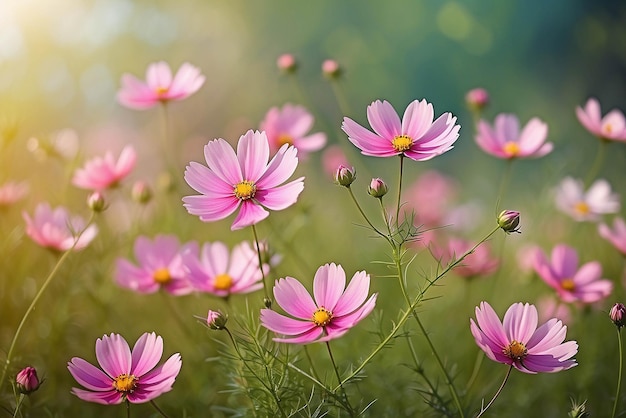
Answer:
[[23, 203, 98, 251], [465, 88, 489, 111], [532, 244, 612, 304], [321, 145, 349, 179], [183, 241, 265, 297], [475, 114, 552, 159], [342, 99, 460, 161], [260, 104, 327, 157], [72, 145, 136, 191], [470, 301, 578, 373], [537, 296, 572, 325], [576, 98, 626, 141], [260, 263, 377, 344], [183, 130, 304, 230], [0, 181, 28, 206], [68, 332, 181, 405], [117, 61, 205, 110], [322, 59, 341, 78], [598, 217, 626, 256], [555, 177, 620, 222], [404, 170, 457, 227], [277, 53, 297, 73], [115, 235, 196, 295], [433, 237, 499, 278]]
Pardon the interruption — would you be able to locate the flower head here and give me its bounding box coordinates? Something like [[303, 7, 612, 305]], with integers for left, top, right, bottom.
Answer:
[[555, 177, 620, 222], [260, 104, 327, 157], [334, 165, 356, 187], [465, 88, 489, 111], [72, 145, 136, 191], [0, 181, 28, 207], [277, 54, 297, 73], [470, 301, 578, 373], [23, 203, 98, 251], [497, 210, 521, 234], [117, 62, 205, 110], [475, 114, 552, 159], [610, 303, 626, 329], [206, 310, 228, 330], [368, 178, 388, 198], [131, 181, 153, 205], [598, 217, 626, 256], [68, 332, 182, 405], [115, 235, 195, 295], [576, 98, 626, 142], [342, 99, 460, 161], [532, 244, 612, 304], [16, 366, 41, 395], [183, 130, 304, 230], [322, 59, 342, 79], [260, 263, 377, 344]]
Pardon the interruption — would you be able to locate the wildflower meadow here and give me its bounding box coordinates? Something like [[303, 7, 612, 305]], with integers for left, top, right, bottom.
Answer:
[[1, 1, 625, 417]]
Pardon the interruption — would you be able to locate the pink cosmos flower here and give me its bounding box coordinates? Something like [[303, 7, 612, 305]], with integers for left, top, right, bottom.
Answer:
[[117, 62, 205, 110], [433, 237, 499, 278], [68, 332, 182, 404], [599, 217, 626, 256], [115, 235, 196, 295], [0, 181, 28, 206], [465, 88, 489, 111], [260, 104, 327, 157], [342, 99, 460, 161], [475, 113, 552, 159], [23, 203, 98, 251], [183, 241, 266, 297], [277, 54, 297, 73], [537, 296, 571, 325], [260, 263, 377, 344], [576, 98, 626, 141], [532, 244, 612, 304], [555, 177, 620, 222], [72, 145, 136, 191], [183, 130, 304, 231], [404, 170, 457, 227], [321, 145, 349, 179], [470, 301, 578, 373]]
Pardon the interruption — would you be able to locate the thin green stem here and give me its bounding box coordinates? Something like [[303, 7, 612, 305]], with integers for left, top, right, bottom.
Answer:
[[395, 155, 405, 231], [611, 328, 623, 418], [150, 399, 171, 418], [303, 346, 322, 382], [126, 399, 130, 418], [329, 80, 351, 117], [12, 394, 24, 418], [495, 160, 513, 214], [325, 341, 355, 417], [251, 224, 270, 304], [475, 365, 513, 418], [585, 140, 608, 187], [346, 186, 391, 244]]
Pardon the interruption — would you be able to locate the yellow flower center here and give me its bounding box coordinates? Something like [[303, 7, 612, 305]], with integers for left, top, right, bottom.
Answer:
[[277, 133, 294, 147], [153, 268, 171, 284], [574, 201, 590, 216], [392, 135, 413, 152], [561, 278, 576, 292], [112, 373, 138, 394], [214, 273, 233, 291], [603, 123, 613, 135], [234, 181, 256, 200], [312, 307, 333, 327], [155, 86, 169, 96], [503, 340, 528, 361], [503, 141, 520, 157]]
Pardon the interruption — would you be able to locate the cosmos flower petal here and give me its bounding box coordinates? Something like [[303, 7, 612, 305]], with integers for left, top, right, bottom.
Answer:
[[67, 358, 114, 391], [203, 139, 243, 186], [367, 100, 401, 139], [402, 99, 434, 140], [260, 309, 316, 335], [313, 263, 346, 311], [255, 178, 304, 210], [273, 277, 318, 319], [231, 200, 269, 230], [71, 388, 122, 405], [332, 270, 370, 315], [131, 333, 164, 377], [237, 130, 270, 182], [95, 334, 132, 377], [256, 144, 299, 189], [503, 303, 538, 344], [342, 117, 397, 156], [273, 327, 324, 344]]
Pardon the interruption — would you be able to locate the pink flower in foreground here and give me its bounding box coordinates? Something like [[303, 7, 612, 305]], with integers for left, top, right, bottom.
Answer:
[[260, 263, 377, 344], [68, 332, 181, 404], [183, 241, 266, 297], [117, 61, 205, 110], [532, 244, 612, 304], [433, 238, 499, 278], [470, 301, 578, 373], [260, 104, 327, 157], [183, 130, 304, 230], [475, 113, 552, 159], [23, 203, 98, 251], [115, 235, 196, 295], [0, 181, 28, 206], [72, 145, 136, 191], [599, 217, 626, 256], [342, 99, 460, 161], [576, 98, 626, 141], [555, 177, 620, 222]]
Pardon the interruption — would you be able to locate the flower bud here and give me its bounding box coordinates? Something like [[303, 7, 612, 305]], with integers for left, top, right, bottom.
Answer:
[[610, 303, 626, 329], [206, 310, 228, 330], [568, 399, 590, 418], [277, 54, 297, 74], [322, 59, 342, 79], [16, 366, 41, 395], [368, 178, 388, 198], [497, 210, 521, 234], [87, 191, 106, 212], [264, 297, 273, 309], [334, 165, 356, 187], [465, 88, 489, 111], [131, 181, 153, 204]]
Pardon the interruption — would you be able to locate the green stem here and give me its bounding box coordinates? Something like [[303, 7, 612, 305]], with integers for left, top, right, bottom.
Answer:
[[251, 224, 270, 305], [12, 393, 24, 418], [325, 341, 355, 417], [303, 345, 322, 383], [475, 365, 513, 418], [585, 140, 608, 187], [395, 155, 405, 231], [329, 79, 351, 117], [346, 186, 391, 244], [611, 328, 623, 418], [495, 160, 513, 214], [126, 399, 131, 418], [150, 399, 171, 418]]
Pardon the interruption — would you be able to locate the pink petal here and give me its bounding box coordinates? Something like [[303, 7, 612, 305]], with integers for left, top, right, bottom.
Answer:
[[71, 388, 122, 405], [551, 245, 578, 279], [203, 139, 242, 186], [183, 195, 240, 222], [256, 144, 299, 190], [272, 326, 324, 344], [517, 118, 549, 155], [255, 178, 304, 211], [67, 357, 114, 390], [401, 99, 434, 140], [95, 334, 132, 378], [332, 270, 370, 316], [260, 309, 316, 335], [342, 117, 397, 157], [473, 302, 509, 348], [313, 263, 346, 311], [131, 332, 164, 377], [503, 303, 538, 343], [184, 162, 234, 197], [273, 277, 317, 320], [146, 61, 172, 91], [230, 200, 269, 230], [237, 130, 270, 182], [367, 100, 401, 139]]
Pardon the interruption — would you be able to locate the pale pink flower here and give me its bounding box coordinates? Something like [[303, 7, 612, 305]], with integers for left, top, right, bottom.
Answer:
[[433, 237, 499, 278], [465, 88, 489, 111], [0, 181, 28, 206], [72, 145, 136, 191], [68, 332, 181, 404], [342, 99, 460, 161], [322, 59, 341, 78], [115, 235, 196, 295], [277, 54, 297, 73], [260, 104, 326, 157], [183, 241, 266, 297], [537, 296, 572, 325], [576, 98, 626, 141], [321, 145, 349, 179], [532, 244, 612, 304], [475, 114, 552, 159], [555, 177, 620, 222], [117, 62, 205, 110], [260, 263, 377, 344], [404, 170, 457, 227], [183, 130, 304, 231], [23, 203, 98, 251], [599, 217, 626, 256], [470, 301, 578, 373]]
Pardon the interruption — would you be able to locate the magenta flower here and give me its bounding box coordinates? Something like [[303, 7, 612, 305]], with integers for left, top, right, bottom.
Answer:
[[470, 301, 578, 373], [555, 177, 620, 222], [23, 203, 98, 251], [475, 113, 552, 159], [16, 366, 41, 395], [68, 332, 181, 405], [532, 244, 612, 304], [183, 130, 304, 231], [117, 61, 205, 110], [260, 263, 377, 344], [433, 237, 499, 278], [342, 99, 460, 161], [576, 98, 626, 141], [599, 217, 626, 256], [260, 104, 327, 157], [72, 145, 136, 191], [115, 235, 196, 295], [0, 180, 28, 206], [183, 241, 265, 297]]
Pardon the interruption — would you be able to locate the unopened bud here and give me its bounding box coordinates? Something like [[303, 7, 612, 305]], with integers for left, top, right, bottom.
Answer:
[[334, 165, 356, 187], [277, 54, 297, 74], [131, 181, 152, 204], [264, 297, 273, 309], [87, 192, 106, 212], [368, 178, 388, 198], [465, 88, 489, 112], [206, 310, 228, 330], [322, 59, 342, 79], [16, 366, 41, 395], [497, 210, 521, 234], [610, 303, 626, 329]]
